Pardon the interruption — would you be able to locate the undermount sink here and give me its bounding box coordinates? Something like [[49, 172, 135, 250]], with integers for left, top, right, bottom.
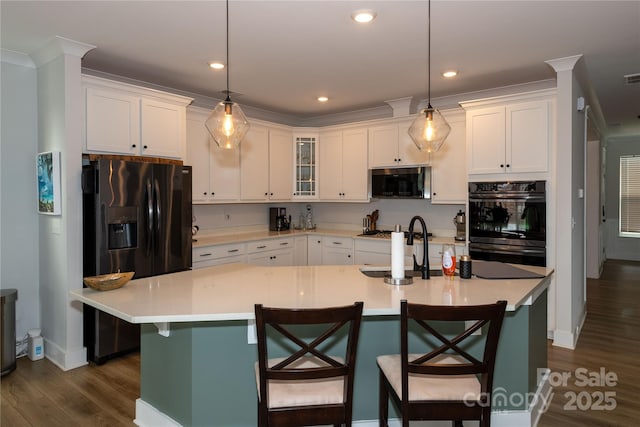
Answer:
[[359, 268, 452, 278]]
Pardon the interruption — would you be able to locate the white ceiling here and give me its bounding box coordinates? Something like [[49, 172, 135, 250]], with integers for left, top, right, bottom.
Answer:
[[2, 1, 639, 135]]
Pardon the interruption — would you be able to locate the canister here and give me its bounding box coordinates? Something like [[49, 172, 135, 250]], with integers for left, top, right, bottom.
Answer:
[[460, 255, 472, 279]]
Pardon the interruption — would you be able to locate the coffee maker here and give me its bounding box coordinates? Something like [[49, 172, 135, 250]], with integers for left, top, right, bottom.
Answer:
[[269, 207, 290, 231], [453, 210, 466, 241]]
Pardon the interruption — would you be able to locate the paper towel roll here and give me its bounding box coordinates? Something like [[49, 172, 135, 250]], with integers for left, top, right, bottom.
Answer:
[[391, 228, 405, 279]]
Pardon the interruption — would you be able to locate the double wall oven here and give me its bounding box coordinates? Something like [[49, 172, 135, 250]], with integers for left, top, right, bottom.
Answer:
[[468, 181, 546, 267]]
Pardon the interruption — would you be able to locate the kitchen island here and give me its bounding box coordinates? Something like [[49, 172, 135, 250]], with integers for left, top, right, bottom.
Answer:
[[70, 263, 553, 427]]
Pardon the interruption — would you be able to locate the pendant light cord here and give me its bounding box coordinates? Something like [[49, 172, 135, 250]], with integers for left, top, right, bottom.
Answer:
[[427, 0, 431, 108], [225, 0, 230, 101]]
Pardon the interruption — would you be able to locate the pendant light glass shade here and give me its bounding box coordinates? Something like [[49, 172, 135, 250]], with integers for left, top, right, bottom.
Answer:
[[408, 0, 450, 152], [205, 0, 249, 149], [408, 105, 451, 153], [205, 97, 250, 149]]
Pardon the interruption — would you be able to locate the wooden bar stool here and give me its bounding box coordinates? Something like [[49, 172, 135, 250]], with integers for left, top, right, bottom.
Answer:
[[377, 300, 507, 427], [254, 301, 363, 427]]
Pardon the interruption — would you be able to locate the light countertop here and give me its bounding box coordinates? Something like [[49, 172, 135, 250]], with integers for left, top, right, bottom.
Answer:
[[70, 263, 552, 324]]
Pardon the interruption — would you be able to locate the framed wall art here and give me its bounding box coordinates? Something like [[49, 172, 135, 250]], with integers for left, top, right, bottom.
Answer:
[[37, 151, 61, 215]]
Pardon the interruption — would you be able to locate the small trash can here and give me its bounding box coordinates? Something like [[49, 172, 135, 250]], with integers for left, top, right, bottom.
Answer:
[[1, 289, 18, 376]]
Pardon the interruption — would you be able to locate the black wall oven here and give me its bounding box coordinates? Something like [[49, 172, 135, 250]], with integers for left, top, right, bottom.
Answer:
[[468, 181, 546, 266]]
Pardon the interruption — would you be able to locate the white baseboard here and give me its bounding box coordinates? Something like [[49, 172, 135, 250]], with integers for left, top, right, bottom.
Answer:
[[553, 309, 587, 350], [135, 399, 181, 427], [43, 338, 87, 371]]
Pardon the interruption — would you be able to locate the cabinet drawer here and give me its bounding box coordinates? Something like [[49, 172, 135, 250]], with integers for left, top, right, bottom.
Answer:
[[322, 237, 353, 249], [193, 243, 246, 262], [247, 238, 294, 253]]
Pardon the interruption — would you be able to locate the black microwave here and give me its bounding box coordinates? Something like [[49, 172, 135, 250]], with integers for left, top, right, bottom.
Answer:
[[371, 167, 431, 199]]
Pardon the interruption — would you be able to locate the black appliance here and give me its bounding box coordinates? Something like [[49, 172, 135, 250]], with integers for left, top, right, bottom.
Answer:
[[468, 181, 546, 266], [82, 157, 192, 364], [371, 167, 431, 199], [269, 207, 290, 231]]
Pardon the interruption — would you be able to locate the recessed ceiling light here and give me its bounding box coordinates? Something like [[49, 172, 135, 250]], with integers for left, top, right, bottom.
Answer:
[[442, 70, 458, 78], [209, 62, 225, 70], [317, 96, 329, 103], [351, 9, 377, 23]]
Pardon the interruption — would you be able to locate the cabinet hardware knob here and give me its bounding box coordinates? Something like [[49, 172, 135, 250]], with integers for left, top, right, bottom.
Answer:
[[270, 192, 273, 196], [348, 255, 351, 258], [212, 192, 215, 196], [264, 192, 268, 196], [203, 192, 207, 195], [500, 164, 504, 168], [506, 164, 511, 168], [143, 145, 148, 149], [131, 144, 136, 148]]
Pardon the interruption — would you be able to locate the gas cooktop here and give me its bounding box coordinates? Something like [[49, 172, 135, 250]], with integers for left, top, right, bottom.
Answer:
[[357, 230, 432, 240]]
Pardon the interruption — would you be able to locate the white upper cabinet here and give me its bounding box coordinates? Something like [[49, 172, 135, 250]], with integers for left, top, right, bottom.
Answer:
[[240, 124, 293, 201], [293, 134, 318, 199], [319, 128, 368, 201], [368, 120, 429, 168], [462, 90, 554, 176], [185, 107, 240, 203], [83, 75, 192, 159], [429, 109, 467, 204]]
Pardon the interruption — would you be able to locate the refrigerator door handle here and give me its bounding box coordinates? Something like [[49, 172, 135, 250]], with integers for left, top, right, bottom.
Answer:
[[146, 180, 153, 256], [154, 178, 161, 254]]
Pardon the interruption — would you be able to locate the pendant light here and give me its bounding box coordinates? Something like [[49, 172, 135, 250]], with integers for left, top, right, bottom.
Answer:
[[205, 0, 250, 149], [408, 0, 450, 153]]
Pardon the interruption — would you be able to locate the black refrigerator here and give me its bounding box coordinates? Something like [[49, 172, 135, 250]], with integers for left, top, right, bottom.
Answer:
[[82, 157, 192, 364]]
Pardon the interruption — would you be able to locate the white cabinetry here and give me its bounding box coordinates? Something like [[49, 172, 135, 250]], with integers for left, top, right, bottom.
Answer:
[[240, 124, 293, 201], [307, 236, 354, 265], [192, 243, 247, 269], [368, 120, 429, 168], [322, 237, 354, 265], [294, 236, 308, 266], [462, 90, 554, 176], [83, 75, 192, 159], [319, 128, 368, 201], [354, 239, 415, 266], [307, 237, 323, 265], [429, 109, 467, 204], [186, 107, 240, 203], [247, 238, 294, 266], [293, 134, 318, 199]]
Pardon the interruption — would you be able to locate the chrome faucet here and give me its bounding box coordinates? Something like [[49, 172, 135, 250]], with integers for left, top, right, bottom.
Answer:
[[407, 215, 430, 279]]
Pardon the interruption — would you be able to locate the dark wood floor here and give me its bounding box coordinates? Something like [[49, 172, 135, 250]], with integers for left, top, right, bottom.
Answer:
[[2, 259, 639, 426]]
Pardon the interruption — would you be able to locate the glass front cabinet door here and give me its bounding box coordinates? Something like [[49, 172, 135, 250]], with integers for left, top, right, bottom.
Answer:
[[294, 135, 318, 199]]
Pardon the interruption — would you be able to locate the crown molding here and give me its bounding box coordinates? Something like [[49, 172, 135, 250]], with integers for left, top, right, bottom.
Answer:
[[31, 36, 95, 68], [0, 48, 36, 68]]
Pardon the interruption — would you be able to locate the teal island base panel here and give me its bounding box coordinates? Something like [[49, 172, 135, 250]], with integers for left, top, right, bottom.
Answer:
[[140, 292, 547, 426]]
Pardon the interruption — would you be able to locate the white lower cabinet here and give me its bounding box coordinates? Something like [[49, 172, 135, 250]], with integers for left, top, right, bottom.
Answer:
[[321, 237, 354, 265], [192, 243, 247, 269], [247, 238, 294, 266], [354, 239, 415, 267], [306, 236, 355, 265], [294, 236, 308, 266]]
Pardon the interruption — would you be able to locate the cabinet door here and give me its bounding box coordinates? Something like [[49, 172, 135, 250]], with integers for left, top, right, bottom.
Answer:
[[318, 131, 343, 200], [507, 101, 549, 173], [307, 237, 323, 265], [294, 236, 308, 266], [322, 247, 354, 265], [186, 115, 212, 202], [431, 110, 467, 204], [268, 129, 294, 201], [211, 146, 240, 201], [466, 106, 506, 174], [85, 87, 140, 154], [368, 124, 399, 168], [140, 98, 185, 158], [240, 125, 270, 200], [397, 120, 430, 167], [341, 128, 369, 201]]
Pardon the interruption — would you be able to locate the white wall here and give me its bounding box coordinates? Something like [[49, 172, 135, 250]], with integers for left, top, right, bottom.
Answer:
[[604, 135, 640, 261], [32, 37, 94, 370], [0, 54, 40, 344]]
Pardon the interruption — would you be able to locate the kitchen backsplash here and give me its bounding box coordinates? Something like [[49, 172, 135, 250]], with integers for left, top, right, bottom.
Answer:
[[193, 199, 463, 238]]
